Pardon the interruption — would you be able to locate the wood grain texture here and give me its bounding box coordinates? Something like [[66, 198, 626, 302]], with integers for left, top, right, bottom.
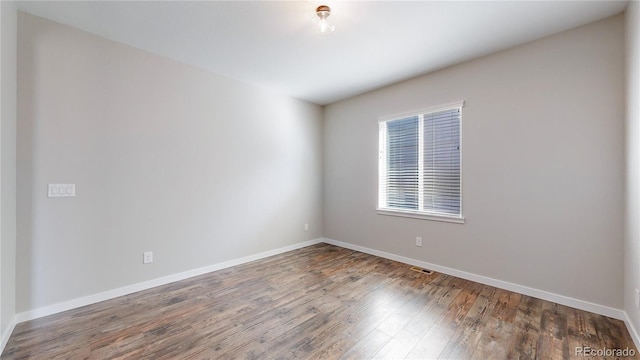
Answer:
[[2, 244, 636, 359]]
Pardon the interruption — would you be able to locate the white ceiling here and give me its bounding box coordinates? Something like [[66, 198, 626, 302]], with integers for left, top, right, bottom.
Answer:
[[16, 0, 628, 105]]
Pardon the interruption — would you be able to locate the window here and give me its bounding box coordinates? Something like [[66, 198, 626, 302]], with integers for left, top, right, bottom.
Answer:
[[378, 102, 464, 223]]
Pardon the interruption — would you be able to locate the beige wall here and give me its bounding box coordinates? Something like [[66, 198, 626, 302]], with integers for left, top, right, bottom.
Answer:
[[324, 15, 625, 308], [16, 13, 323, 312], [625, 0, 640, 340], [1, 0, 17, 343]]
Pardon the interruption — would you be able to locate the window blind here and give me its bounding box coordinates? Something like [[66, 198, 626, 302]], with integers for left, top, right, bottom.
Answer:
[[378, 104, 462, 219]]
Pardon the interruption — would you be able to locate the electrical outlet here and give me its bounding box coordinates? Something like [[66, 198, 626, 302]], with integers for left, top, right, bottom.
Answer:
[[304, 223, 309, 231], [415, 237, 423, 247], [635, 289, 639, 308], [143, 251, 153, 264]]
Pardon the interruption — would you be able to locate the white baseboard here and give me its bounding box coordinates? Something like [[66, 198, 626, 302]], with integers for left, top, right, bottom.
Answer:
[[14, 238, 324, 324], [1, 317, 16, 354], [9, 237, 634, 351], [322, 238, 626, 321], [624, 312, 640, 350]]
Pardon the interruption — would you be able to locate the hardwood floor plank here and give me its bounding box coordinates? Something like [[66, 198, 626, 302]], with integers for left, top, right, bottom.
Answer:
[[440, 284, 502, 359], [537, 302, 570, 360], [371, 328, 421, 359], [402, 275, 456, 337], [503, 295, 543, 360], [1, 244, 636, 360], [407, 323, 455, 360], [338, 329, 392, 360]]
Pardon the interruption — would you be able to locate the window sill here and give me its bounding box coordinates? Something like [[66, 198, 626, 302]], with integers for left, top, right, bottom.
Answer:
[[376, 208, 465, 224]]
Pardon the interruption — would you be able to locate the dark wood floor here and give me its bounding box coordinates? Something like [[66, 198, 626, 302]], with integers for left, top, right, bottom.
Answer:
[[2, 243, 637, 359]]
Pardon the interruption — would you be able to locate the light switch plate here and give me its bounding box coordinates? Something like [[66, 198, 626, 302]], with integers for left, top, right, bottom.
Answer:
[[48, 184, 75, 197]]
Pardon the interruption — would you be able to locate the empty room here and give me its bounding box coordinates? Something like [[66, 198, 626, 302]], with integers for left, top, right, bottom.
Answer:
[[1, 0, 639, 358]]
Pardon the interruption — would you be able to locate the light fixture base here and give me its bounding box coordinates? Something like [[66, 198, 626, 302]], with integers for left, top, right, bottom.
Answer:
[[316, 5, 331, 14]]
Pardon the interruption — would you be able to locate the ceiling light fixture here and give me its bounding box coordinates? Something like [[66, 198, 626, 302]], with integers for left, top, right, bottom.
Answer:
[[315, 5, 335, 33]]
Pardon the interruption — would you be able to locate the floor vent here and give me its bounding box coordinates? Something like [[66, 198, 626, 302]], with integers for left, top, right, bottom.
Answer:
[[410, 266, 433, 275]]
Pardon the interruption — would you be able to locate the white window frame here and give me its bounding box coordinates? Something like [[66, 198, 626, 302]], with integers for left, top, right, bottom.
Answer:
[[377, 101, 465, 224]]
